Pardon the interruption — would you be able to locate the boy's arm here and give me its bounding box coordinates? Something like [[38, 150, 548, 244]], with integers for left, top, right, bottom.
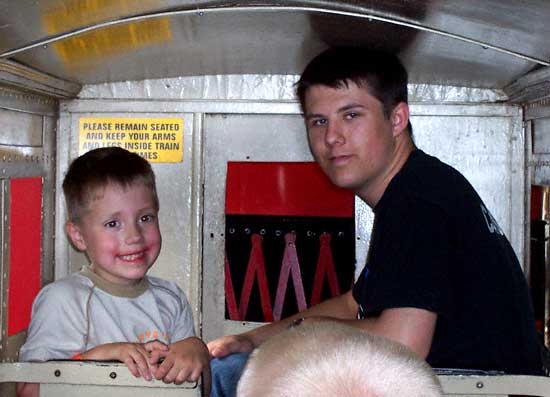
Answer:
[[153, 336, 211, 393], [77, 340, 169, 380], [20, 280, 89, 363], [16, 382, 39, 397]]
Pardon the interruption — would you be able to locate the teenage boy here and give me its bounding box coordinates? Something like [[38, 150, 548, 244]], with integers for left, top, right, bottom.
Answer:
[[208, 47, 543, 396], [18, 147, 210, 397]]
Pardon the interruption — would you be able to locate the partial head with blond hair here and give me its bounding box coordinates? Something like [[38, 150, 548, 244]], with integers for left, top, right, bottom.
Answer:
[[237, 320, 442, 397]]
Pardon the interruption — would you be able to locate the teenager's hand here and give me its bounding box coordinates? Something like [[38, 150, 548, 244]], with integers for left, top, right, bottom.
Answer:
[[207, 333, 255, 358], [153, 337, 210, 386]]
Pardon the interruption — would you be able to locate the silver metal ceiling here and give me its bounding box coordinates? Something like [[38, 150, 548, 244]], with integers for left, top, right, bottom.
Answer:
[[0, 0, 549, 91]]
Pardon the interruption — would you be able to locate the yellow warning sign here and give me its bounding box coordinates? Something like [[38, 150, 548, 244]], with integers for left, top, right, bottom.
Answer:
[[79, 117, 183, 162]]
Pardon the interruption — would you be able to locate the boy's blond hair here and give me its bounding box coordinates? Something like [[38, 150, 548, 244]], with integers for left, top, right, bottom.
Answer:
[[237, 321, 443, 397]]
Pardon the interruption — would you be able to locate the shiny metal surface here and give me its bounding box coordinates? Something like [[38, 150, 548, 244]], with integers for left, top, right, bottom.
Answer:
[[0, 60, 81, 99], [0, 1, 549, 89], [201, 113, 314, 341], [0, 86, 58, 116], [0, 362, 198, 397], [0, 91, 57, 374], [0, 108, 43, 146], [79, 74, 506, 103], [57, 76, 525, 340]]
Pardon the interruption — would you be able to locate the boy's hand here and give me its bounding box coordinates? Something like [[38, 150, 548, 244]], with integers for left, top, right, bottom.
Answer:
[[117, 341, 169, 380], [153, 337, 210, 387], [144, 339, 170, 367], [82, 341, 169, 381]]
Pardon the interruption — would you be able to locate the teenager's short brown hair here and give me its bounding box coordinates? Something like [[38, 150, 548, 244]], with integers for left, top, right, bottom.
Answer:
[[296, 47, 413, 135], [62, 147, 158, 222]]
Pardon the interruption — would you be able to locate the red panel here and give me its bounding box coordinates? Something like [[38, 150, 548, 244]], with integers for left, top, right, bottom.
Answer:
[[531, 185, 543, 220], [225, 162, 354, 217], [8, 177, 42, 336]]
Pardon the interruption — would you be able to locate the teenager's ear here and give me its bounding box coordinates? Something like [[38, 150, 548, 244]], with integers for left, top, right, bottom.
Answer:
[[390, 102, 410, 137], [65, 221, 87, 251]]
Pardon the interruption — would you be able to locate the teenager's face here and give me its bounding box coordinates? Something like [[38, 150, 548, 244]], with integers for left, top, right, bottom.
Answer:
[[304, 82, 401, 200], [67, 182, 161, 286]]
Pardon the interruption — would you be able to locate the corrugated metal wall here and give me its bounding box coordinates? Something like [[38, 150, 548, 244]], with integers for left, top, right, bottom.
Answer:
[[58, 75, 524, 341], [0, 87, 57, 396]]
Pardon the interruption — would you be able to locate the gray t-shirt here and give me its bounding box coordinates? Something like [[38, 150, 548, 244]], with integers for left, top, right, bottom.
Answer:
[[20, 267, 195, 361]]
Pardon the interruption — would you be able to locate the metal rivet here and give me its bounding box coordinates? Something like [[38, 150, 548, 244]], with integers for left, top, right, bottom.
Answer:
[[54, 369, 61, 377], [109, 372, 117, 379], [476, 381, 484, 389]]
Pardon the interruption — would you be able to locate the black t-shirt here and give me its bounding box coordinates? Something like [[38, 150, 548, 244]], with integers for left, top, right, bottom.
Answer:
[[352, 149, 542, 375]]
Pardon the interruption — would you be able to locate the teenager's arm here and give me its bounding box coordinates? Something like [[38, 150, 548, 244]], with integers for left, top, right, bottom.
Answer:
[[207, 289, 358, 357], [337, 307, 437, 359], [208, 289, 436, 359]]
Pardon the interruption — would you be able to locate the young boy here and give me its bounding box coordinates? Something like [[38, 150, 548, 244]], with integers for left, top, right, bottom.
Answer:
[[17, 147, 210, 397]]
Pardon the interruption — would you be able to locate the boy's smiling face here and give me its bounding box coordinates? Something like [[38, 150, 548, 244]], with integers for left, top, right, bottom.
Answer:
[[66, 182, 161, 286]]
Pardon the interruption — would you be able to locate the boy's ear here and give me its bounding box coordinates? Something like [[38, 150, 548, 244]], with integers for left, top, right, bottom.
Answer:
[[390, 102, 410, 137], [65, 221, 87, 251]]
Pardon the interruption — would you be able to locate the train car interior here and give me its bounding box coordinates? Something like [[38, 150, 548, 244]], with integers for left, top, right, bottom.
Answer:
[[0, 0, 550, 395]]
